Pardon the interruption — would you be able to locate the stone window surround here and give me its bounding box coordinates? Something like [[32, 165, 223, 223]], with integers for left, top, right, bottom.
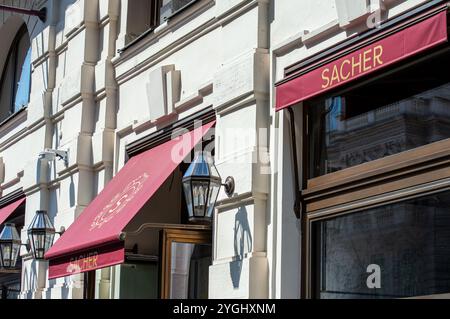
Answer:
[[0, 107, 27, 140], [117, 0, 214, 55], [0, 25, 31, 130]]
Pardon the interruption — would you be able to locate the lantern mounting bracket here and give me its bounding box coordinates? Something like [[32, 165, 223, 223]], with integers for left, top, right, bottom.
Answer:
[[222, 176, 235, 197], [56, 226, 65, 236], [21, 239, 31, 252], [19, 230, 62, 254], [38, 148, 69, 166]]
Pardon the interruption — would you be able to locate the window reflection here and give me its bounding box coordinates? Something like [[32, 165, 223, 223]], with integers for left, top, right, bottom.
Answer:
[[307, 51, 450, 178], [170, 242, 211, 299], [0, 282, 20, 300], [14, 47, 32, 113], [0, 25, 31, 123], [314, 191, 450, 299]]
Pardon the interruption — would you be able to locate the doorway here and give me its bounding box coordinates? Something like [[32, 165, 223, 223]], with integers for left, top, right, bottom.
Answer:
[[160, 228, 211, 299]]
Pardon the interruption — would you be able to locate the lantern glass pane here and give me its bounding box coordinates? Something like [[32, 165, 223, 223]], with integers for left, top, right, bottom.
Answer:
[[183, 180, 194, 219], [206, 181, 221, 218], [45, 232, 55, 254], [0, 242, 12, 267], [28, 211, 56, 259], [0, 224, 21, 268], [27, 232, 35, 258], [34, 233, 46, 259], [30, 233, 38, 259], [10, 241, 20, 268], [192, 180, 210, 217], [0, 241, 19, 268], [209, 162, 221, 180]]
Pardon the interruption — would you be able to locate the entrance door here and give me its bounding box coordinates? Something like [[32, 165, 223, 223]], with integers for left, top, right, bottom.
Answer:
[[160, 229, 212, 299]]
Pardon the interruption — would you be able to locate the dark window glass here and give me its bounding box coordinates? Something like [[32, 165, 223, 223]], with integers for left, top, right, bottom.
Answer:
[[13, 38, 32, 112], [170, 242, 211, 299], [0, 281, 20, 300], [0, 25, 31, 123], [306, 50, 450, 179], [313, 190, 450, 299], [125, 0, 161, 44], [160, 0, 196, 23], [124, 0, 196, 45]]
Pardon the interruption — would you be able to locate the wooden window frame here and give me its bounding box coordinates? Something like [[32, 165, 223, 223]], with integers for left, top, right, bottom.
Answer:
[[302, 47, 450, 213], [300, 45, 450, 299], [151, 0, 162, 29], [159, 228, 212, 299], [304, 186, 450, 299]]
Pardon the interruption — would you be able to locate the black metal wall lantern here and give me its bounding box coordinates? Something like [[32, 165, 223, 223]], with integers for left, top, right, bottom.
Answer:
[[182, 152, 235, 223], [27, 211, 64, 260], [0, 224, 22, 269]]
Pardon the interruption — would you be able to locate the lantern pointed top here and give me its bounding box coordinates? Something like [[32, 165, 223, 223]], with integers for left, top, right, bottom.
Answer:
[[27, 210, 56, 260], [0, 223, 21, 242], [183, 152, 221, 181], [29, 210, 55, 231]]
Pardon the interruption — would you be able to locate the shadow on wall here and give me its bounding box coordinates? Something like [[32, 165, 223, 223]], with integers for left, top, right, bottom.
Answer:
[[23, 259, 39, 298], [229, 206, 252, 289], [69, 175, 75, 207]]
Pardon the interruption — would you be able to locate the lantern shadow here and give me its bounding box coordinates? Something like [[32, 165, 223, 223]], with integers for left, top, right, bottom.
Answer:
[[69, 175, 75, 208], [229, 206, 252, 289], [22, 260, 39, 298]]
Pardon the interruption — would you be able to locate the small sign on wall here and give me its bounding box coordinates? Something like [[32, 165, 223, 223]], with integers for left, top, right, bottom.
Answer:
[[146, 65, 181, 122], [335, 0, 371, 27]]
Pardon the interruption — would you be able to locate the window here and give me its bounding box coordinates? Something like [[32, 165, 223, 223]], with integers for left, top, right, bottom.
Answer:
[[306, 49, 450, 179], [160, 229, 211, 299], [124, 0, 197, 45], [0, 282, 21, 300], [160, 0, 197, 22], [125, 0, 161, 43], [0, 25, 31, 123], [312, 190, 450, 299]]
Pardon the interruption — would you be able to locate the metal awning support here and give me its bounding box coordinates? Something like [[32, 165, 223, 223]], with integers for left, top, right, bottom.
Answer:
[[0, 4, 46, 22]]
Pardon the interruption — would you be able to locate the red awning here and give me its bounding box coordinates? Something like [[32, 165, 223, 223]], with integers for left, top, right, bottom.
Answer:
[[45, 121, 215, 279], [0, 197, 25, 225], [276, 11, 448, 111]]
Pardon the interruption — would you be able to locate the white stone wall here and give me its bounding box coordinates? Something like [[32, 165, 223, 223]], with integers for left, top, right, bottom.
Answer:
[[0, 0, 119, 299], [0, 0, 272, 299], [0, 0, 436, 299], [114, 0, 271, 299]]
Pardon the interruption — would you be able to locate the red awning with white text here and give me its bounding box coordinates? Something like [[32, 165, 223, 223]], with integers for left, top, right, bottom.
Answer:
[[45, 121, 215, 279], [276, 10, 448, 111]]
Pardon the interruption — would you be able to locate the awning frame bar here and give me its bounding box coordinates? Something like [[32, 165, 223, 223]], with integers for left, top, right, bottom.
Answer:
[[0, 4, 46, 22], [124, 222, 211, 238]]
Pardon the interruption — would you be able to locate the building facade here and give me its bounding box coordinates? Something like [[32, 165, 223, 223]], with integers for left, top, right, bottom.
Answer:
[[273, 0, 450, 299], [0, 0, 449, 300]]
